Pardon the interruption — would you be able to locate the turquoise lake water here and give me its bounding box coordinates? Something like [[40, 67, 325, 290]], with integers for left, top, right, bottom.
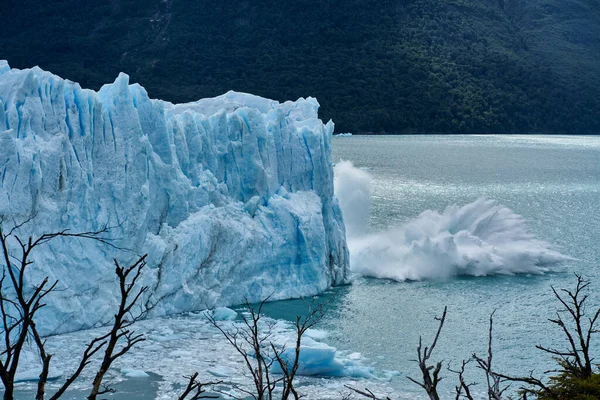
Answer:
[[267, 135, 600, 398]]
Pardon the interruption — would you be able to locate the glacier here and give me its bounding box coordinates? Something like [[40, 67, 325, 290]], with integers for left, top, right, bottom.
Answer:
[[0, 60, 348, 334]]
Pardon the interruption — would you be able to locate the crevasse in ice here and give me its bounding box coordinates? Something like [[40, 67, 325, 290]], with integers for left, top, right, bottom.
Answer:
[[0, 61, 348, 334]]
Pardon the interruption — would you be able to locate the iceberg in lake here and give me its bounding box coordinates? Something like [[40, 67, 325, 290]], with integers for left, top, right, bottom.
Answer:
[[0, 61, 348, 334]]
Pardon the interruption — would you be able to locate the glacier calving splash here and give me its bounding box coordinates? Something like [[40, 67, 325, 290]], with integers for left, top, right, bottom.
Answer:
[[334, 161, 569, 281], [0, 61, 348, 334]]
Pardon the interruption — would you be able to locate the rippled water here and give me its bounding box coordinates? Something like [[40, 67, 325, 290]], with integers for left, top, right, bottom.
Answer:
[[318, 134, 600, 397]]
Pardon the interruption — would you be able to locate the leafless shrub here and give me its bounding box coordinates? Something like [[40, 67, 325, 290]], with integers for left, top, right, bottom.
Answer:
[[87, 256, 149, 399], [490, 274, 600, 398], [406, 306, 447, 400], [0, 220, 148, 400], [208, 296, 327, 400]]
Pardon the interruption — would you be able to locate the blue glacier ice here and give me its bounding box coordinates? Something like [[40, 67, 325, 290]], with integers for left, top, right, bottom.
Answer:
[[0, 61, 348, 334]]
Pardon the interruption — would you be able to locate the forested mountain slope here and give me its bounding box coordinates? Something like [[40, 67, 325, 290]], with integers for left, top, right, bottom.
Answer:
[[2, 0, 598, 133]]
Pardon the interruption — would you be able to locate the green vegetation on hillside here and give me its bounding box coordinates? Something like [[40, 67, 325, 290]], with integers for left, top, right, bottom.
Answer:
[[1, 0, 599, 133]]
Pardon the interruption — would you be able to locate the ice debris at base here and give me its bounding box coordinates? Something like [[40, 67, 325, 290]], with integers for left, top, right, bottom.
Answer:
[[0, 61, 349, 334], [8, 313, 399, 399], [334, 132, 353, 137]]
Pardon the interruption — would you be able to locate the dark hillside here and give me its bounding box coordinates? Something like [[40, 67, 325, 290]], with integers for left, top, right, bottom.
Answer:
[[1, 0, 599, 133]]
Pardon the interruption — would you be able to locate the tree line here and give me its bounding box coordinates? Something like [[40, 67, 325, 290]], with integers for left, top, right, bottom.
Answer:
[[1, 0, 599, 134]]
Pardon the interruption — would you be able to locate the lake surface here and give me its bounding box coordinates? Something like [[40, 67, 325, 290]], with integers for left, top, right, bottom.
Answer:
[[320, 134, 600, 398]]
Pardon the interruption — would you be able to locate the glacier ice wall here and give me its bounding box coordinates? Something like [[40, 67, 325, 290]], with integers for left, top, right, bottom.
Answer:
[[0, 61, 348, 334]]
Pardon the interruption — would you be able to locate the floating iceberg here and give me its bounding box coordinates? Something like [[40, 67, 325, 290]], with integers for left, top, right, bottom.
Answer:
[[270, 336, 374, 378], [0, 61, 348, 334]]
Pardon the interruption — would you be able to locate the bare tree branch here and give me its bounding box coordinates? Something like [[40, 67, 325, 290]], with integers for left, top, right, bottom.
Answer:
[[177, 372, 222, 400], [407, 306, 447, 400], [344, 385, 392, 400], [472, 310, 507, 400], [0, 222, 131, 400], [448, 360, 475, 400], [87, 255, 149, 400]]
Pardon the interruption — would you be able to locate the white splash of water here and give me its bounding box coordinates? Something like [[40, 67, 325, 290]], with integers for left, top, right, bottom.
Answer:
[[334, 161, 570, 281], [333, 161, 372, 237]]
